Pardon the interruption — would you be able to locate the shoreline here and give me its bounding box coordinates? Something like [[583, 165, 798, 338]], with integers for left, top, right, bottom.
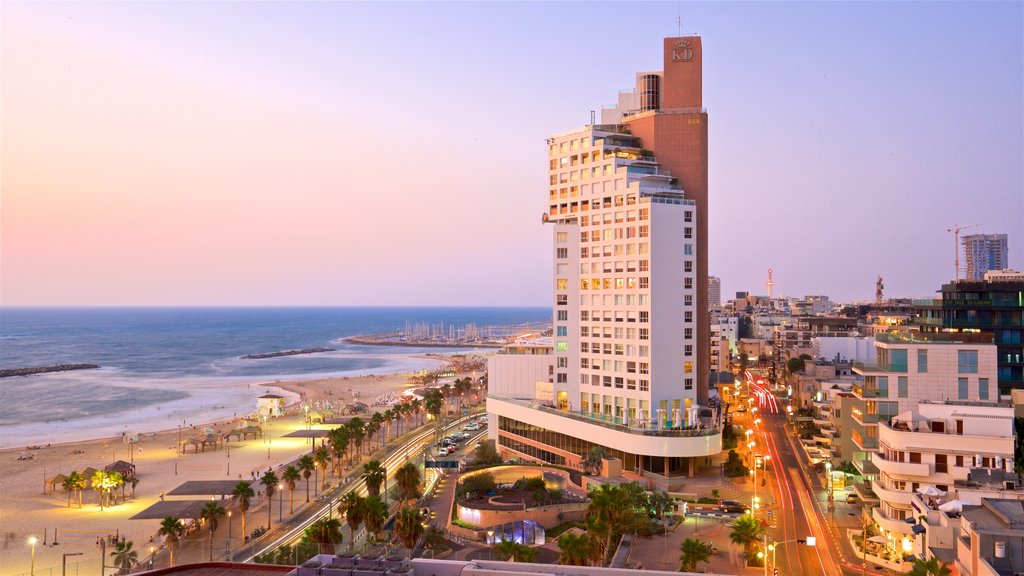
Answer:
[[0, 353, 458, 450]]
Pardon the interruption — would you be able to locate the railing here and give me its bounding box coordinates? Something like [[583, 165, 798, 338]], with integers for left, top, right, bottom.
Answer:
[[488, 394, 722, 438], [853, 385, 881, 398]]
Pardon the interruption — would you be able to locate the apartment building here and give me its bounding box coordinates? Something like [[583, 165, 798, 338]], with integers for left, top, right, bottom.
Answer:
[[963, 234, 1009, 281], [487, 36, 721, 492]]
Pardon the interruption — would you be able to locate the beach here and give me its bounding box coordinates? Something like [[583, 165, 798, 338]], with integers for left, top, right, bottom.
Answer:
[[0, 357, 475, 576]]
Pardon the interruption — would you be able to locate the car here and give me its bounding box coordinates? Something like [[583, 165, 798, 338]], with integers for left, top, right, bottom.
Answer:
[[736, 404, 747, 412], [720, 500, 749, 514], [438, 447, 449, 456], [464, 423, 480, 431], [846, 493, 858, 504], [457, 432, 471, 440]]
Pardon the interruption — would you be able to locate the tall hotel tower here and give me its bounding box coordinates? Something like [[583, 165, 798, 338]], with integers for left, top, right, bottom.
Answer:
[[487, 37, 720, 491]]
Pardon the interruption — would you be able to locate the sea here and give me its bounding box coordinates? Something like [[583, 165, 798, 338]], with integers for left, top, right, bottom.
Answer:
[[0, 307, 550, 449]]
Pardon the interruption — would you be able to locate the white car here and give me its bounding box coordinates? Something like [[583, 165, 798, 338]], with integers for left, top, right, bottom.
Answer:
[[439, 447, 450, 456]]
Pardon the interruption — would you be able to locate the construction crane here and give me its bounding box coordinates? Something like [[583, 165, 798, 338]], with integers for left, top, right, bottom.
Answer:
[[947, 223, 982, 281]]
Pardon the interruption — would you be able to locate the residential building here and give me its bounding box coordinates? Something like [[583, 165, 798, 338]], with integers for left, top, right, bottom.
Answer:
[[487, 36, 721, 492], [916, 274, 1024, 391], [963, 234, 1009, 280], [812, 336, 877, 364], [780, 317, 858, 350], [708, 275, 721, 308]]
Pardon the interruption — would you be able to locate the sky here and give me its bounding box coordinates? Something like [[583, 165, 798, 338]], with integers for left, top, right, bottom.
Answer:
[[2, 1, 1022, 306]]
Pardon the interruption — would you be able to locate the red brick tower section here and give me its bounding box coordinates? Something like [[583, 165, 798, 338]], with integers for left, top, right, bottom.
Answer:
[[625, 36, 710, 402]]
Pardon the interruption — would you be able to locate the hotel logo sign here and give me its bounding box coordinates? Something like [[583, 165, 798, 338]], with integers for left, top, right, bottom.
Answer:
[[672, 40, 694, 62]]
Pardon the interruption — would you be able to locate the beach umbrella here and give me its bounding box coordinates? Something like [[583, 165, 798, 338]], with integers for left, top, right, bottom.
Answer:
[[868, 535, 888, 544], [938, 500, 967, 514], [916, 485, 946, 497]]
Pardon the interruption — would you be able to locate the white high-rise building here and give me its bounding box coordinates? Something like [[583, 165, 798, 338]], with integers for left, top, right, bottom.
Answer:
[[486, 36, 721, 491], [963, 233, 1008, 280]]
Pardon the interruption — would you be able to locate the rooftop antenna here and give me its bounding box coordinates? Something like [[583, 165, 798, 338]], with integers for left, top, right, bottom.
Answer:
[[590, 110, 595, 125], [677, 14, 684, 37]]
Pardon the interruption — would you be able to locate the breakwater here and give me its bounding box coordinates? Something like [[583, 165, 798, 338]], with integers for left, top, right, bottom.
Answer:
[[343, 334, 507, 348], [240, 347, 336, 360], [0, 364, 100, 378]]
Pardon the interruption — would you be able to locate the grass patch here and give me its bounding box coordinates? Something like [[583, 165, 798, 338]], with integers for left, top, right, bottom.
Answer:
[[546, 521, 585, 539], [451, 518, 477, 530]]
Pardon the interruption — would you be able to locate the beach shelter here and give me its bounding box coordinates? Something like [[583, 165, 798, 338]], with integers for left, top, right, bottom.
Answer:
[[45, 473, 68, 494], [80, 467, 100, 481], [105, 460, 135, 476]]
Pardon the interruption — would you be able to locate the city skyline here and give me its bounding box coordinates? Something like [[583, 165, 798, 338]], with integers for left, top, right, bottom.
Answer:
[[2, 2, 1022, 306]]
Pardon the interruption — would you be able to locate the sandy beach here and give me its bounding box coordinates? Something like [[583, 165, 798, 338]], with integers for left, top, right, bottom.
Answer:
[[0, 354, 478, 576]]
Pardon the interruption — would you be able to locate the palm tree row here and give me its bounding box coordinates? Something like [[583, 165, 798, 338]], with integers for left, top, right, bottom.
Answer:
[[337, 492, 389, 551]]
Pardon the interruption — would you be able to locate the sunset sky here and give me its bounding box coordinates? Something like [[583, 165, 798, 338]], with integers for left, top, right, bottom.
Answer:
[[2, 2, 1021, 306]]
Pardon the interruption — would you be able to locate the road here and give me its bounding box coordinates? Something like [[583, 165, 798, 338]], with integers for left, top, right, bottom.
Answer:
[[230, 411, 484, 563]]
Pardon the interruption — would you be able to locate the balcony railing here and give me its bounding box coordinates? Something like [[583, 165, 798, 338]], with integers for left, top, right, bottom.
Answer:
[[871, 452, 932, 477], [488, 394, 722, 438], [853, 385, 881, 398]]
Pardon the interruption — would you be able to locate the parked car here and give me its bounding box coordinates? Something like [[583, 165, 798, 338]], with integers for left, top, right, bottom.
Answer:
[[736, 404, 747, 412], [720, 500, 750, 514], [438, 447, 450, 456], [846, 493, 858, 504]]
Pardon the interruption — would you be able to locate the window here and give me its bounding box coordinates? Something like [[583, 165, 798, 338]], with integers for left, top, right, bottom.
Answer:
[[558, 310, 568, 321], [640, 312, 649, 323], [979, 378, 989, 400], [556, 326, 567, 337], [639, 328, 649, 340], [639, 362, 650, 375], [556, 279, 568, 290], [898, 376, 908, 398], [684, 361, 693, 373], [684, 261, 693, 273], [684, 211, 692, 222], [917, 349, 928, 373], [684, 227, 692, 239], [685, 311, 693, 323], [685, 378, 693, 390], [556, 232, 568, 243], [684, 244, 693, 256], [877, 376, 889, 397], [639, 380, 649, 392], [958, 350, 978, 374], [556, 373, 567, 383], [556, 295, 567, 306], [556, 248, 568, 259], [890, 349, 908, 372], [556, 341, 568, 352], [684, 277, 693, 289], [958, 377, 969, 400], [685, 344, 693, 356]]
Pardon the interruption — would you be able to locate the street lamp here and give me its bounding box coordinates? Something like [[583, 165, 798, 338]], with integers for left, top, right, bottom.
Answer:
[[28, 536, 37, 576], [278, 483, 284, 521]]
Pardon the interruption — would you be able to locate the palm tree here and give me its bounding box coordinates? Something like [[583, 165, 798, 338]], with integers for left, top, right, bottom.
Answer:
[[303, 518, 344, 554], [362, 495, 388, 541], [410, 398, 423, 429], [282, 466, 301, 515], [91, 470, 109, 510], [110, 539, 138, 572], [557, 532, 589, 566], [329, 427, 349, 475], [394, 462, 422, 502], [369, 412, 384, 450], [394, 507, 425, 549], [339, 492, 365, 551], [62, 475, 76, 507], [200, 500, 225, 561], [679, 538, 713, 572], [495, 538, 536, 562], [424, 390, 443, 442], [909, 557, 953, 576], [107, 471, 124, 506], [314, 446, 330, 492], [382, 408, 394, 444], [580, 446, 606, 475], [298, 455, 315, 502], [260, 471, 279, 529], [158, 516, 183, 566], [70, 471, 86, 508], [347, 417, 365, 461], [648, 491, 674, 519], [729, 514, 765, 560], [232, 480, 255, 541], [363, 460, 387, 498]]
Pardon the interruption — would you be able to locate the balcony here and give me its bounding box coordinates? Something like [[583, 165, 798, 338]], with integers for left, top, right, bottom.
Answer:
[[872, 482, 914, 506], [872, 452, 932, 478], [878, 421, 1014, 456], [873, 507, 915, 535], [812, 416, 831, 427], [853, 457, 880, 476], [853, 481, 881, 504], [854, 362, 887, 375], [853, 431, 879, 451], [852, 410, 880, 426], [853, 384, 882, 398]]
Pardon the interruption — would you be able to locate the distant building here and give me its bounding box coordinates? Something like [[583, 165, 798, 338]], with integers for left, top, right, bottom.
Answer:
[[916, 273, 1024, 391], [708, 276, 721, 308], [963, 233, 1008, 280]]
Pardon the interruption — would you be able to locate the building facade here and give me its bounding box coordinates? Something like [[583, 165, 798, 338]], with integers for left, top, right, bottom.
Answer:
[[487, 36, 721, 491], [963, 234, 1008, 281], [708, 276, 721, 308]]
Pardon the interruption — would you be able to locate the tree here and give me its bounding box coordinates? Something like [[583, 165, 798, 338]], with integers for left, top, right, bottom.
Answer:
[[314, 446, 330, 492], [363, 460, 387, 498], [729, 514, 765, 560], [330, 426, 350, 475], [62, 475, 76, 508], [584, 483, 649, 566], [394, 462, 422, 502], [473, 440, 502, 467], [909, 557, 952, 576], [459, 472, 496, 498], [557, 532, 590, 566], [232, 480, 255, 541], [424, 390, 443, 440], [110, 539, 138, 572], [303, 518, 344, 554], [580, 446, 607, 475], [282, 466, 301, 515], [648, 491, 674, 519], [494, 538, 536, 562], [679, 538, 713, 572], [200, 500, 225, 561], [394, 507, 426, 549], [91, 470, 111, 510], [362, 495, 388, 541], [339, 492, 365, 551], [69, 471, 86, 508], [347, 417, 365, 461], [787, 356, 806, 374], [298, 455, 315, 502], [158, 517, 183, 566], [261, 470, 279, 529]]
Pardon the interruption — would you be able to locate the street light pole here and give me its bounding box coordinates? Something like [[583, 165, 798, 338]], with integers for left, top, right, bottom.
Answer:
[[62, 552, 82, 576], [278, 483, 283, 521], [28, 536, 37, 576]]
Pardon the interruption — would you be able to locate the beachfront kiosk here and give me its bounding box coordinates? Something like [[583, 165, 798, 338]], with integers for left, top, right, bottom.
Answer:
[[257, 393, 285, 418]]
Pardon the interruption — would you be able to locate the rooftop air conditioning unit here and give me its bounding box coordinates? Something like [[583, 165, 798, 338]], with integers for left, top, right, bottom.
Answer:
[[1005, 481, 1017, 490]]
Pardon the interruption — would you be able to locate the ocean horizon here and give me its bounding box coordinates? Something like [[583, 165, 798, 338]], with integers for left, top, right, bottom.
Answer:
[[0, 306, 550, 448]]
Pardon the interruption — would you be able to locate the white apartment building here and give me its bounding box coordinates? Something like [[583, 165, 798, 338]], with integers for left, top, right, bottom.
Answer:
[[869, 402, 1014, 542], [708, 276, 721, 308]]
